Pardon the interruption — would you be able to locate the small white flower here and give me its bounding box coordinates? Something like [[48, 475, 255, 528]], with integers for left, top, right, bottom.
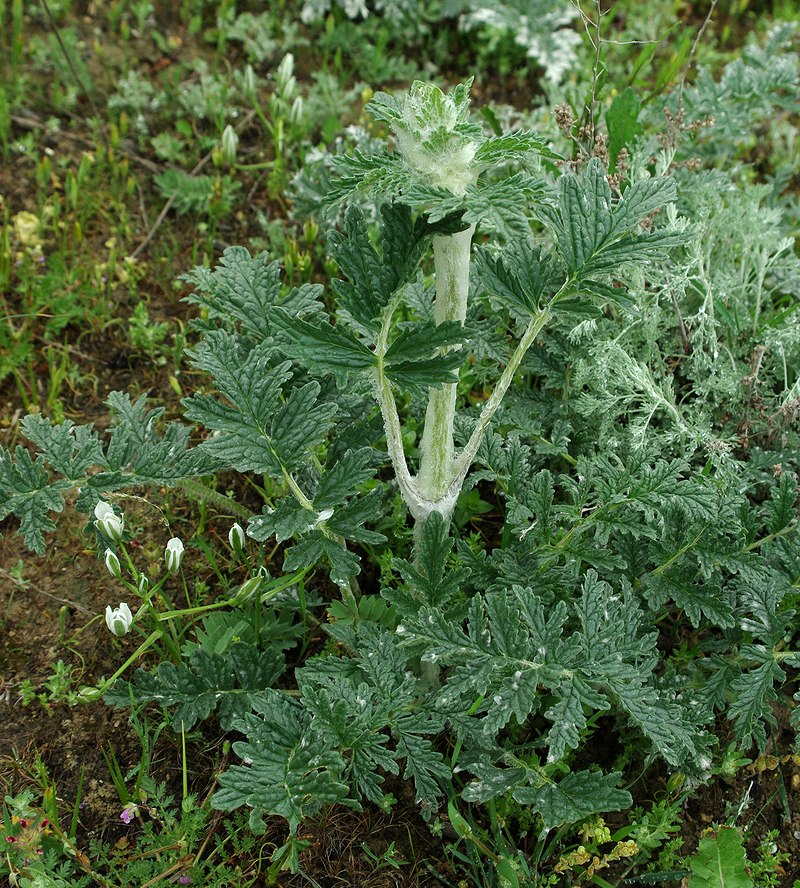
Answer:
[[94, 501, 124, 541], [104, 548, 122, 579], [228, 522, 246, 555], [105, 602, 133, 637], [165, 537, 184, 574], [137, 574, 149, 595]]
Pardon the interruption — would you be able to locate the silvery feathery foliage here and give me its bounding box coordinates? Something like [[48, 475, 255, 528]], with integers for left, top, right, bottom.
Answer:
[[441, 0, 581, 84], [301, 0, 418, 24], [664, 22, 799, 160]]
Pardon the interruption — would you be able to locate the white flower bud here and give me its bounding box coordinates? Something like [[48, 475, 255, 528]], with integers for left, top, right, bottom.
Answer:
[[104, 548, 122, 579], [230, 575, 263, 605], [228, 522, 246, 555], [105, 602, 133, 637], [221, 124, 238, 164], [165, 537, 184, 574], [94, 501, 124, 541], [289, 96, 304, 127], [275, 53, 294, 92], [77, 685, 104, 703], [137, 574, 149, 595], [243, 64, 257, 97]]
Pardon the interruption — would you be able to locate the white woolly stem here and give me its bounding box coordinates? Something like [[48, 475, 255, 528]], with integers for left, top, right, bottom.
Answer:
[[451, 307, 551, 491], [417, 225, 476, 505], [374, 299, 427, 520]]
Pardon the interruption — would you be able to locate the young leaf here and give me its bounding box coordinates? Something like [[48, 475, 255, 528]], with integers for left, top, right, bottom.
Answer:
[[544, 675, 609, 763], [606, 88, 642, 170], [539, 159, 690, 296], [728, 655, 784, 751], [328, 205, 393, 330], [385, 321, 466, 365], [212, 691, 349, 834], [473, 132, 561, 167], [686, 827, 754, 888], [104, 392, 214, 482], [271, 309, 376, 380], [329, 202, 468, 328], [328, 149, 408, 204], [391, 511, 466, 611], [512, 769, 631, 831], [765, 472, 798, 535], [313, 448, 379, 510], [183, 333, 336, 478], [325, 487, 387, 546], [270, 381, 337, 473], [474, 240, 555, 316], [395, 721, 452, 815], [19, 415, 102, 478], [302, 683, 399, 806], [0, 447, 67, 554], [574, 572, 709, 766], [181, 247, 323, 340], [104, 643, 286, 731], [384, 320, 466, 392], [284, 533, 362, 588], [248, 500, 313, 544], [384, 354, 463, 392]]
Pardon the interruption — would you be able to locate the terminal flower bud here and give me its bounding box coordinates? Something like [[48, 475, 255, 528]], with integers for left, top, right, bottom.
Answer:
[[77, 685, 104, 703], [230, 575, 263, 605], [105, 602, 133, 637], [165, 537, 184, 573], [221, 124, 238, 164], [228, 522, 246, 555], [289, 96, 304, 127], [315, 508, 334, 526], [104, 548, 122, 579], [275, 53, 294, 93], [243, 64, 257, 97]]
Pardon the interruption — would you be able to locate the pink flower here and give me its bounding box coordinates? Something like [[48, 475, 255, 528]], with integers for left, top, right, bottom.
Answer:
[[120, 805, 137, 824], [178, 877, 191, 885]]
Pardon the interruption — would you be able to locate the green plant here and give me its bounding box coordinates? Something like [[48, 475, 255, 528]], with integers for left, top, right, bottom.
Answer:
[[127, 301, 173, 366], [1, 71, 799, 883], [749, 829, 791, 888], [686, 827, 753, 888], [1, 783, 94, 887], [86, 776, 254, 886], [440, 0, 581, 85]]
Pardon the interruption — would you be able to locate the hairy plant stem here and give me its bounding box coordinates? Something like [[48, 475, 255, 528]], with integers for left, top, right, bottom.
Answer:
[[374, 229, 575, 537], [174, 478, 253, 520], [374, 297, 427, 518], [418, 225, 476, 503], [375, 246, 559, 537], [451, 307, 551, 489]]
